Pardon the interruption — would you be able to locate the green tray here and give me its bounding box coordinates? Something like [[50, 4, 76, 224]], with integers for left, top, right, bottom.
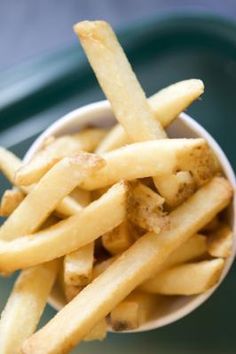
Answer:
[[0, 13, 235, 354]]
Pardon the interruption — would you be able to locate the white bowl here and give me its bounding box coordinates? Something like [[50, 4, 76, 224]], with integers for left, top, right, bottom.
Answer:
[[24, 100, 236, 332]]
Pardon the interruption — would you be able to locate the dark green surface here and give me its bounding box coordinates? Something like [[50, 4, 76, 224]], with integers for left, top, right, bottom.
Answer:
[[0, 13, 235, 354]]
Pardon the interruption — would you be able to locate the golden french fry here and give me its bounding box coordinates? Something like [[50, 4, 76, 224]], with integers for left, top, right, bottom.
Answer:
[[0, 182, 127, 272], [207, 224, 233, 258], [102, 221, 134, 255], [202, 216, 220, 233], [0, 188, 25, 217], [148, 79, 204, 127], [160, 233, 207, 271], [92, 257, 117, 279], [64, 284, 82, 302], [64, 243, 94, 286], [96, 124, 129, 153], [70, 187, 91, 207], [81, 139, 213, 190], [154, 171, 196, 208], [0, 147, 22, 183], [74, 21, 210, 205], [127, 181, 168, 233], [72, 128, 107, 151], [22, 177, 232, 353], [110, 291, 159, 331], [0, 147, 88, 218], [74, 21, 166, 142], [0, 153, 105, 241], [0, 260, 58, 354], [141, 259, 224, 295], [83, 318, 107, 342], [96, 79, 204, 153], [15, 129, 107, 186]]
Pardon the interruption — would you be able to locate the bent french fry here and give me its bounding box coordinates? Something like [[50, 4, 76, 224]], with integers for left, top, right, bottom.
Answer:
[[16, 129, 107, 186], [81, 139, 213, 190], [0, 182, 127, 271], [22, 177, 232, 353], [110, 291, 159, 331], [102, 221, 134, 255], [0, 188, 25, 217], [64, 243, 94, 286], [207, 224, 233, 258], [84, 318, 107, 341], [141, 259, 224, 295], [96, 79, 204, 153], [74, 21, 166, 142], [0, 153, 105, 241], [0, 260, 58, 354], [127, 181, 168, 233]]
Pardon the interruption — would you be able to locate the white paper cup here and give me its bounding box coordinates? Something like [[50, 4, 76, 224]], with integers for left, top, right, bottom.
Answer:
[[24, 100, 236, 332]]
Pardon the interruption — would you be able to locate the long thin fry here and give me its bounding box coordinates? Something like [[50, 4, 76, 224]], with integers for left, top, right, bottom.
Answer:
[[0, 188, 25, 217], [141, 259, 224, 295], [0, 153, 105, 241], [96, 79, 204, 153], [0, 182, 127, 272], [74, 21, 166, 142], [16, 129, 107, 185], [81, 139, 215, 190], [0, 260, 59, 354], [22, 177, 232, 353], [0, 147, 86, 217]]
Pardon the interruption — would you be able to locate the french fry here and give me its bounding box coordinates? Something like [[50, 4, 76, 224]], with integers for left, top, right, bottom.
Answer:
[[64, 243, 94, 286], [0, 147, 88, 218], [70, 187, 91, 207], [110, 291, 159, 331], [160, 233, 207, 271], [64, 284, 82, 302], [148, 79, 204, 127], [127, 181, 168, 233], [22, 177, 232, 353], [96, 79, 204, 153], [74, 21, 211, 205], [207, 224, 233, 258], [0, 153, 105, 241], [92, 257, 117, 279], [154, 171, 196, 208], [141, 259, 224, 295], [96, 124, 129, 153], [202, 215, 220, 233], [0, 147, 22, 183], [81, 139, 214, 190], [72, 128, 107, 151], [0, 260, 59, 354], [102, 221, 134, 255], [75, 21, 166, 142], [15, 129, 107, 186], [0, 188, 25, 217], [0, 182, 127, 272], [84, 318, 107, 341]]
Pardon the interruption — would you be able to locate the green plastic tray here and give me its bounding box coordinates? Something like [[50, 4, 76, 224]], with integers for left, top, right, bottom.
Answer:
[[0, 13, 235, 354]]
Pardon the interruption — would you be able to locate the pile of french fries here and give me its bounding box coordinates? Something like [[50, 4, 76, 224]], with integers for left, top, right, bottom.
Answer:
[[0, 20, 233, 354]]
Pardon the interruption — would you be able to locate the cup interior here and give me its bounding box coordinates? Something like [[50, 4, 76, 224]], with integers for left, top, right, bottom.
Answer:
[[24, 100, 236, 332]]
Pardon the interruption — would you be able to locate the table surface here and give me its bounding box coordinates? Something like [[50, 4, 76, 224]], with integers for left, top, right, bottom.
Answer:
[[0, 0, 236, 71]]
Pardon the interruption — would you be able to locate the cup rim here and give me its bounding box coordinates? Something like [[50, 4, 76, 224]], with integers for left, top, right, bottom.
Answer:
[[24, 100, 236, 332]]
